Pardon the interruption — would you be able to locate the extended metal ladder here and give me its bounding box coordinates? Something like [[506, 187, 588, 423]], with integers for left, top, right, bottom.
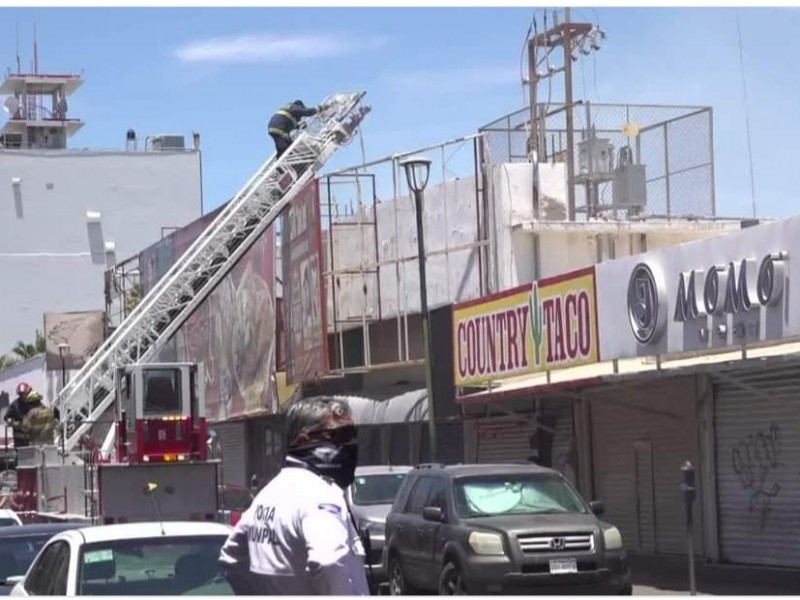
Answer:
[[55, 92, 371, 455]]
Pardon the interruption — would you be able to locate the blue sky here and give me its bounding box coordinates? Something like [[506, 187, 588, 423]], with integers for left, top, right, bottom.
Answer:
[[1, 6, 799, 219]]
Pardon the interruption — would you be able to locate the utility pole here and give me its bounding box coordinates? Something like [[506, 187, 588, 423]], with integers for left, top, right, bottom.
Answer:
[[526, 9, 602, 221]]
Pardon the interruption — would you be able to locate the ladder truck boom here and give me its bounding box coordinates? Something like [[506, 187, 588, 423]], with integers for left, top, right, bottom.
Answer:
[[55, 92, 371, 455]]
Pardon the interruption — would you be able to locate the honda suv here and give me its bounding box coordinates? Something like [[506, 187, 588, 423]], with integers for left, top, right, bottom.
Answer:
[[383, 463, 631, 595]]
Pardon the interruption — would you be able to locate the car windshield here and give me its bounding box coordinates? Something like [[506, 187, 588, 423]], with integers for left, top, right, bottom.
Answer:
[[77, 535, 233, 596], [352, 473, 408, 506], [454, 474, 587, 518], [0, 535, 52, 584]]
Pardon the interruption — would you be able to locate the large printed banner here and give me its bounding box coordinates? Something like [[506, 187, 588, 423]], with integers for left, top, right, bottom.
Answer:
[[137, 204, 277, 422], [281, 179, 328, 385], [453, 267, 600, 387], [43, 311, 105, 371]]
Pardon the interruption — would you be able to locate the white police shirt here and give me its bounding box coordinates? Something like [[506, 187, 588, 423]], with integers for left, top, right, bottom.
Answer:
[[219, 458, 369, 595]]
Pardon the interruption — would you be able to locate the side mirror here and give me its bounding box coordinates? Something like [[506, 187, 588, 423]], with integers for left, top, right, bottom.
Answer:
[[5, 575, 25, 586], [589, 500, 604, 516], [422, 506, 444, 522]]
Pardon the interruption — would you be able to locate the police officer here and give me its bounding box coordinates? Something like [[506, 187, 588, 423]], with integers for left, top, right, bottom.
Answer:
[[268, 100, 321, 158], [219, 396, 368, 595]]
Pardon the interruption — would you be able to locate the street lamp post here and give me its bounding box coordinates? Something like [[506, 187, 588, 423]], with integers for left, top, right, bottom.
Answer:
[[399, 155, 437, 462], [57, 343, 70, 391], [57, 343, 70, 458]]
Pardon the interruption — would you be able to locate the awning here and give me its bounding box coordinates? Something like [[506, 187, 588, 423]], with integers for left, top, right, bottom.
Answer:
[[334, 389, 428, 426], [457, 338, 800, 404]]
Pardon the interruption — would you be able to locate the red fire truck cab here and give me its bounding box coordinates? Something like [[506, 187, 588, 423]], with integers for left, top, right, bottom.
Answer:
[[114, 363, 208, 464]]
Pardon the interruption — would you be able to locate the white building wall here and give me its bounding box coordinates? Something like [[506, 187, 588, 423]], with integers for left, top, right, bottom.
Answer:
[[0, 150, 202, 352]]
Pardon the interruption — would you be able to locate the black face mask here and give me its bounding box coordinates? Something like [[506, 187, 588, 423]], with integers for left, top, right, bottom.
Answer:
[[287, 441, 359, 489]]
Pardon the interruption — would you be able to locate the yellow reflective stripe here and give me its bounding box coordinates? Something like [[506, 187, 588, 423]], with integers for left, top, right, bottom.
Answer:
[[269, 128, 290, 138], [276, 109, 298, 126]]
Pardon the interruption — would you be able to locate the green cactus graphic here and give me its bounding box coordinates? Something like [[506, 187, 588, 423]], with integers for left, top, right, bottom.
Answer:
[[529, 283, 543, 367]]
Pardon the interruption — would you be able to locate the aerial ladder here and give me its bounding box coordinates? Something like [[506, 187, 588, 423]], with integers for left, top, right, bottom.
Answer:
[[53, 92, 371, 458]]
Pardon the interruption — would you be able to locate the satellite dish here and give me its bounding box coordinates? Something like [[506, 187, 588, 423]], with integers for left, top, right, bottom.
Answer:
[[621, 122, 640, 138], [3, 96, 20, 115]]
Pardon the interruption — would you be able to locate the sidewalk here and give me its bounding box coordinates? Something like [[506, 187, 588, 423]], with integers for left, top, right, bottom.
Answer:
[[629, 554, 800, 595]]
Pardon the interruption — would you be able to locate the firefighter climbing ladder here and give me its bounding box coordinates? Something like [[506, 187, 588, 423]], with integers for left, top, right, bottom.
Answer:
[[54, 92, 371, 455]]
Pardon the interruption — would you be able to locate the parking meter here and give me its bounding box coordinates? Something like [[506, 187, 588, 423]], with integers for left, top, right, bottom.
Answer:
[[679, 460, 697, 595], [680, 461, 696, 507]]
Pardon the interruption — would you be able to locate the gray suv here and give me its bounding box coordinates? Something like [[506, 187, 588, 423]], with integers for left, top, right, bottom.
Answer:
[[346, 465, 412, 587], [383, 463, 632, 595]]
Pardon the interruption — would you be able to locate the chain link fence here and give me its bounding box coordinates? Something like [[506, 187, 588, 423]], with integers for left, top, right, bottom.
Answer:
[[479, 102, 715, 219]]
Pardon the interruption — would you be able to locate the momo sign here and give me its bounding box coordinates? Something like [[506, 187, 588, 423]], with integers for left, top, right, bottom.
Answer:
[[596, 215, 800, 361], [453, 267, 600, 387]]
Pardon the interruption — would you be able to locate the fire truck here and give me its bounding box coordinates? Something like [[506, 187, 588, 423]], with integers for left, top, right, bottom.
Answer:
[[12, 363, 219, 524]]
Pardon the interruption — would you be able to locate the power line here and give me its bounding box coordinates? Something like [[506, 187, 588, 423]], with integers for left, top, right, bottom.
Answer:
[[736, 13, 757, 218]]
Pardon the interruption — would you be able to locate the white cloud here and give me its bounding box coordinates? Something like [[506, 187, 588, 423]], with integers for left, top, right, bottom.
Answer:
[[174, 32, 388, 64]]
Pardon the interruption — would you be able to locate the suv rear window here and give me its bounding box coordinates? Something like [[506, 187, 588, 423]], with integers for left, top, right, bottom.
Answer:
[[352, 473, 408, 506], [454, 474, 586, 518]]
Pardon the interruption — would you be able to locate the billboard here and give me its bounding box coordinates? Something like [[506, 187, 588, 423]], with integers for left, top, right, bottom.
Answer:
[[43, 311, 105, 371], [596, 215, 800, 361], [453, 267, 600, 388], [281, 179, 328, 384], [137, 203, 277, 421], [175, 226, 277, 422]]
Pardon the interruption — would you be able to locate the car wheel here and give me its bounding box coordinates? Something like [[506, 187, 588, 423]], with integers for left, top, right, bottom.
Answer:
[[388, 556, 410, 596], [439, 562, 467, 595]]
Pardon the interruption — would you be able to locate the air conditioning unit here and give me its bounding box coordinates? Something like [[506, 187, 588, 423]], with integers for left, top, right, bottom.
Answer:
[[150, 135, 185, 151]]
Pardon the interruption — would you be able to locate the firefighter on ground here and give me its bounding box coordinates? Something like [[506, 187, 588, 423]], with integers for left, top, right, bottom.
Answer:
[[22, 390, 58, 446], [219, 396, 368, 595], [268, 100, 322, 158], [3, 382, 44, 448]]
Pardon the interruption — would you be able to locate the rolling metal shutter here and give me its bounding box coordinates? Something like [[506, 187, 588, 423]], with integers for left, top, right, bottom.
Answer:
[[214, 421, 248, 488], [420, 421, 465, 464], [476, 416, 533, 463], [542, 398, 577, 486], [588, 376, 700, 556], [713, 364, 800, 567]]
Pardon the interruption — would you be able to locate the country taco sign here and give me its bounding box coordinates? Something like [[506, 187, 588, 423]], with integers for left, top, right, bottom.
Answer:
[[452, 267, 600, 387]]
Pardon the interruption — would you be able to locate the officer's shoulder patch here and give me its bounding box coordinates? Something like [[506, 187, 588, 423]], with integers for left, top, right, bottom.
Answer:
[[318, 503, 342, 516]]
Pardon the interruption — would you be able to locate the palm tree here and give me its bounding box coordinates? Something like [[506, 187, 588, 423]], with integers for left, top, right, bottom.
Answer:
[[11, 329, 47, 360]]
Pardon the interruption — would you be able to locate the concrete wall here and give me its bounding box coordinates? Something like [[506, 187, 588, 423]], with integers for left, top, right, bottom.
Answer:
[[0, 150, 202, 352], [489, 162, 744, 289], [324, 175, 483, 328]]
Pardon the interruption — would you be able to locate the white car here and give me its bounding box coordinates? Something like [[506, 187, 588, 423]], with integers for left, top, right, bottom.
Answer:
[[9, 521, 234, 596], [0, 509, 23, 527]]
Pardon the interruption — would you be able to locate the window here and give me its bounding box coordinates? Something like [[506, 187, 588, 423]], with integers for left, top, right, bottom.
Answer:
[[352, 473, 409, 506], [0, 535, 52, 582], [404, 476, 436, 515], [427, 478, 448, 515], [0, 518, 19, 526], [454, 474, 587, 519], [142, 369, 182, 415], [77, 535, 233, 596], [25, 540, 70, 595]]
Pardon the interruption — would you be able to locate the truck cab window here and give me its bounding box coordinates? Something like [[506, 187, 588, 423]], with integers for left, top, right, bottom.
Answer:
[[142, 369, 181, 415]]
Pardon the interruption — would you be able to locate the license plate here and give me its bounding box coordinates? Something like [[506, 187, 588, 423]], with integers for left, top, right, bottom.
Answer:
[[549, 559, 578, 574]]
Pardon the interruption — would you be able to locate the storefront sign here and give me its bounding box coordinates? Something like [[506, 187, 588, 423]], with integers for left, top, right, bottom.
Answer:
[[453, 267, 600, 387], [597, 215, 800, 361]]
